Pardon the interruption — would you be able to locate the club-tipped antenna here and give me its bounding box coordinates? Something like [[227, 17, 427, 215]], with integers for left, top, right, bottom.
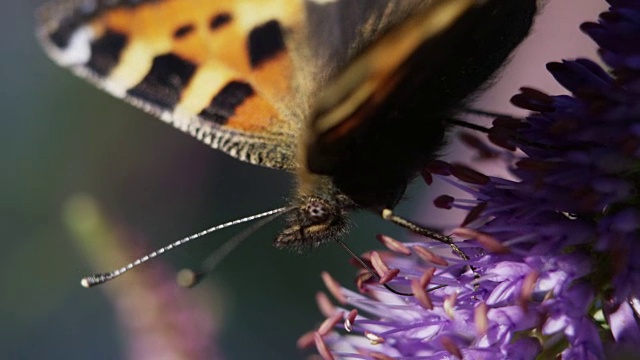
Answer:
[[335, 239, 446, 297], [177, 208, 289, 288], [80, 206, 289, 288]]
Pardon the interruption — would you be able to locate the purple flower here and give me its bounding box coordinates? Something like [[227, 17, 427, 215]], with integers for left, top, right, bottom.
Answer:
[[305, 1, 640, 359]]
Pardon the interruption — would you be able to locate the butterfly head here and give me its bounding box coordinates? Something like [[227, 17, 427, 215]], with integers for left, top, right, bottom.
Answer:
[[275, 194, 354, 252]]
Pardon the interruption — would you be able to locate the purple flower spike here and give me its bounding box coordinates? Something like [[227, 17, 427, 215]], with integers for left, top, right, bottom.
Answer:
[[307, 2, 640, 359]]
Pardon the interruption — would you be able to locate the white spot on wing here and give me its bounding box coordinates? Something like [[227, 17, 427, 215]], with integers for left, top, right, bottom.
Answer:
[[56, 26, 94, 66], [103, 81, 127, 98]]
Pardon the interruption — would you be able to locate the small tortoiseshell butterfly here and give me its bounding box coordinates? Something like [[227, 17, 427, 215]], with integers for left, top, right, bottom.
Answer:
[[37, 0, 536, 280]]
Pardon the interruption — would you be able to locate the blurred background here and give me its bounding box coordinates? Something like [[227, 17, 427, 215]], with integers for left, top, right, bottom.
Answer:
[[1, 0, 607, 359]]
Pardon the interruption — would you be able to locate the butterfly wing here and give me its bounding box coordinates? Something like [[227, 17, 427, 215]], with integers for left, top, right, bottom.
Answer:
[[297, 0, 427, 89], [37, 0, 307, 169], [36, 0, 429, 171], [303, 0, 537, 207]]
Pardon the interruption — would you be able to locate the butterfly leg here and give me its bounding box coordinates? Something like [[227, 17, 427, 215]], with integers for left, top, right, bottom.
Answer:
[[381, 209, 469, 260], [458, 107, 519, 119], [381, 209, 483, 294], [443, 117, 491, 135], [335, 238, 445, 297]]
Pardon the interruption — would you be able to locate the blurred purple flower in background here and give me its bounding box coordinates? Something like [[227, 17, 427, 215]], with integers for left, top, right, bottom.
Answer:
[[304, 1, 640, 358], [64, 195, 221, 360]]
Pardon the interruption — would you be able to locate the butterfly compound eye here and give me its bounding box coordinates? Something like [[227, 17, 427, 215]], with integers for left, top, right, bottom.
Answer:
[[303, 199, 330, 223]]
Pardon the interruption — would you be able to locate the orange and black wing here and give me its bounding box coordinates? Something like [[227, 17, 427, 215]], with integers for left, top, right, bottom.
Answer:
[[37, 0, 304, 169]]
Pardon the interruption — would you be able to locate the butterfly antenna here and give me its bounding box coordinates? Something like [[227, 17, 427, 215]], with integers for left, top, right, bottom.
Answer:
[[177, 208, 292, 288], [335, 239, 446, 297], [80, 207, 289, 288]]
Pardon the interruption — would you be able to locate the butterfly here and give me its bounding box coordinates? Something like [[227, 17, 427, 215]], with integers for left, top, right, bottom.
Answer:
[[37, 0, 536, 258]]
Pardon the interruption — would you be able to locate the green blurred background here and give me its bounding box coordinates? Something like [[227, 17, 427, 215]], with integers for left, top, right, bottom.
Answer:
[[1, 0, 606, 359]]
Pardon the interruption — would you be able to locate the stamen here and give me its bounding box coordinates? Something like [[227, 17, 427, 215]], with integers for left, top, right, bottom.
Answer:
[[419, 267, 437, 288], [454, 228, 509, 253], [318, 313, 343, 336], [370, 251, 390, 277], [434, 195, 455, 209], [316, 292, 337, 317], [475, 302, 489, 336], [364, 331, 385, 345], [444, 292, 458, 319], [379, 268, 400, 284], [376, 234, 411, 255], [461, 202, 487, 226], [356, 271, 374, 293], [344, 309, 358, 332], [450, 163, 490, 185], [458, 132, 498, 159], [414, 245, 449, 266], [314, 332, 334, 360], [321, 271, 347, 304], [336, 240, 414, 296], [519, 271, 539, 310], [440, 336, 463, 359], [411, 280, 433, 310], [424, 160, 453, 176], [296, 331, 315, 349]]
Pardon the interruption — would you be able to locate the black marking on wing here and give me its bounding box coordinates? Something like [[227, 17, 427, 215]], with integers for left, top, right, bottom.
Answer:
[[173, 24, 196, 39], [127, 53, 196, 109], [43, 0, 148, 49], [48, 14, 83, 49], [209, 13, 232, 30], [87, 29, 128, 76], [199, 81, 255, 125], [247, 20, 285, 68]]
